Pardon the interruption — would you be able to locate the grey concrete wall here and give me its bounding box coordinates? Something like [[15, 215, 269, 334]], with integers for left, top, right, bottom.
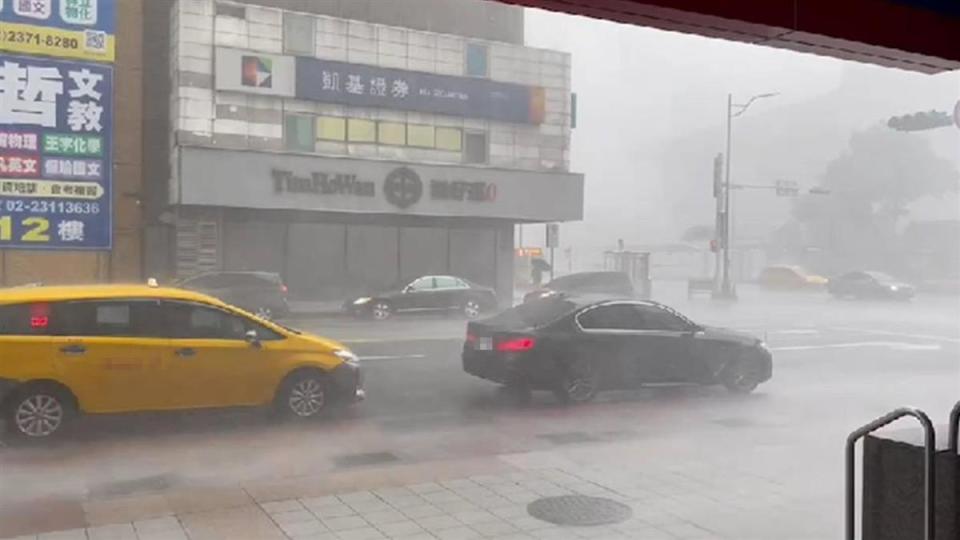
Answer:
[[400, 227, 449, 282], [286, 223, 348, 298], [200, 216, 512, 301], [450, 228, 497, 288], [495, 225, 514, 307], [222, 221, 286, 274], [346, 225, 400, 293], [235, 0, 524, 44]]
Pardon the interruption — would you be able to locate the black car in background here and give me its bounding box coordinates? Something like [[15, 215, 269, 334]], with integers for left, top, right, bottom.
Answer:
[[177, 271, 289, 319], [345, 275, 498, 320], [523, 271, 636, 303], [827, 271, 915, 301], [463, 295, 772, 403]]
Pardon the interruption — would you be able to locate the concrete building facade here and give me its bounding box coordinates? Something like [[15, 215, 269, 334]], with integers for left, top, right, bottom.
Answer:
[[159, 0, 582, 301]]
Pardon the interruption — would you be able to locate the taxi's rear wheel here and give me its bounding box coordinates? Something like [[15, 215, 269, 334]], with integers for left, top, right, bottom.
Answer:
[[4, 383, 76, 441], [276, 370, 328, 419]]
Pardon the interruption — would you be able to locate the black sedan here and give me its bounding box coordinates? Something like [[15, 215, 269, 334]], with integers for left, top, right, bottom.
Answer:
[[827, 271, 915, 301], [463, 295, 772, 403], [345, 275, 498, 320], [523, 271, 636, 303], [176, 271, 289, 319]]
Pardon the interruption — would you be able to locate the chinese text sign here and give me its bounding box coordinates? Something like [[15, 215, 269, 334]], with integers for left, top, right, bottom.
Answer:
[[0, 54, 112, 249], [295, 57, 545, 125], [0, 0, 116, 62]]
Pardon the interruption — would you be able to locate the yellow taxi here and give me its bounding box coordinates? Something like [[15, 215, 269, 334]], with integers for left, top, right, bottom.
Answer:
[[0, 283, 363, 440]]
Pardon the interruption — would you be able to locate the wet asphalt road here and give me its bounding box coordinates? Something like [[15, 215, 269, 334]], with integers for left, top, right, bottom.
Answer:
[[0, 286, 957, 513]]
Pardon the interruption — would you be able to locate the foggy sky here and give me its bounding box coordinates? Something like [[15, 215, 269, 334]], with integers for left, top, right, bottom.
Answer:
[[522, 7, 960, 269]]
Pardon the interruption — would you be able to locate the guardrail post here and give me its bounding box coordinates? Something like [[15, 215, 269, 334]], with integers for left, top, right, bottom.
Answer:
[[845, 407, 935, 540]]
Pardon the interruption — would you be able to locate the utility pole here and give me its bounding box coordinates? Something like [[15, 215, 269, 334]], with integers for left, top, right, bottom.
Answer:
[[711, 153, 724, 291], [714, 91, 779, 300], [719, 93, 734, 299]]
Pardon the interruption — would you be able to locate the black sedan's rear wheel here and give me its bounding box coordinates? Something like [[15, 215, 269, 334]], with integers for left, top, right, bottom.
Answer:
[[722, 357, 764, 394], [553, 359, 599, 404]]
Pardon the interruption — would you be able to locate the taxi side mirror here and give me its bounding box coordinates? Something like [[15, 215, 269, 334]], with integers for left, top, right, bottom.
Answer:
[[244, 329, 261, 348]]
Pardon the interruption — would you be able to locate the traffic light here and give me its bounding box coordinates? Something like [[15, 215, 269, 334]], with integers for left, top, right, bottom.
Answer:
[[887, 110, 953, 132]]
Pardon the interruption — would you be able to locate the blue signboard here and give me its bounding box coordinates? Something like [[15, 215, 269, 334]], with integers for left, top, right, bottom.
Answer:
[[0, 54, 112, 249], [296, 57, 545, 125], [0, 0, 117, 62]]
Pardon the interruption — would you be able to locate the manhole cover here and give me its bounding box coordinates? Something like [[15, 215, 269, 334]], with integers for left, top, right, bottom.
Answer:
[[527, 495, 632, 526]]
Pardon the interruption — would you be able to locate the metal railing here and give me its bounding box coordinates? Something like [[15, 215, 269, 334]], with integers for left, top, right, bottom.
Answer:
[[845, 407, 936, 540], [949, 401, 960, 454]]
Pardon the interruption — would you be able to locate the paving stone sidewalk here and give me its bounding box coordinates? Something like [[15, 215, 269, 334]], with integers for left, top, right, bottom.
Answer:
[[2, 443, 838, 540]]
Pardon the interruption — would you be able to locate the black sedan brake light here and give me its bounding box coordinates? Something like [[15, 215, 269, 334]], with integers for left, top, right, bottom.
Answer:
[[496, 337, 536, 352]]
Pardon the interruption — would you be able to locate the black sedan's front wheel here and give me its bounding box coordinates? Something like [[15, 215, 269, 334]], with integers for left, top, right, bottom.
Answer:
[[722, 357, 764, 394], [462, 299, 482, 319], [370, 301, 392, 321]]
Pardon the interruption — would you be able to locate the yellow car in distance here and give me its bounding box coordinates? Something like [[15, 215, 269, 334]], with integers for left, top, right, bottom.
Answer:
[[757, 265, 829, 290], [0, 283, 363, 440]]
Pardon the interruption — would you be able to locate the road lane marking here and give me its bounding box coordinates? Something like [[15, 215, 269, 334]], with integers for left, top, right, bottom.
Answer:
[[342, 337, 462, 344], [834, 327, 960, 344], [360, 354, 427, 361], [772, 341, 942, 352]]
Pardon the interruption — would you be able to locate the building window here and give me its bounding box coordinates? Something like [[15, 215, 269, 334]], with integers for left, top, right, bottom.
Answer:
[[464, 132, 487, 164], [284, 114, 315, 152], [378, 122, 406, 146], [284, 13, 315, 55], [435, 127, 463, 151], [215, 3, 246, 19], [347, 118, 376, 143], [465, 43, 488, 77], [407, 125, 436, 148], [317, 116, 346, 141]]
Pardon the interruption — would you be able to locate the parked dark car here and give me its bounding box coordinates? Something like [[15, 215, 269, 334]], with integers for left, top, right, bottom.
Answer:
[[827, 271, 915, 300], [523, 271, 635, 303], [345, 275, 498, 320], [176, 271, 289, 319], [463, 295, 772, 403]]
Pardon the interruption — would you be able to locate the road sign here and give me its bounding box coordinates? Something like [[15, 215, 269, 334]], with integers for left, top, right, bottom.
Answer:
[[545, 223, 559, 248]]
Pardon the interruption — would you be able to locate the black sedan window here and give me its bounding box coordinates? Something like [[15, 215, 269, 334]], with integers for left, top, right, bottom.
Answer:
[[408, 277, 435, 291], [577, 304, 646, 330], [436, 276, 467, 289], [635, 305, 691, 332]]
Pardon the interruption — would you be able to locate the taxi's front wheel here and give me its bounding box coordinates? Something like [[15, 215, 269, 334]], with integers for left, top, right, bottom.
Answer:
[[4, 384, 76, 440], [275, 370, 328, 419]]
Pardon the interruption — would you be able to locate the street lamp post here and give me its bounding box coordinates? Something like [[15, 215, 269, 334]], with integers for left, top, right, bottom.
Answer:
[[716, 91, 778, 300]]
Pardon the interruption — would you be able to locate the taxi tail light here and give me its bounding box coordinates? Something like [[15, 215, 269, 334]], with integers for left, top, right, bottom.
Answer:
[[465, 332, 477, 344], [496, 336, 536, 352]]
